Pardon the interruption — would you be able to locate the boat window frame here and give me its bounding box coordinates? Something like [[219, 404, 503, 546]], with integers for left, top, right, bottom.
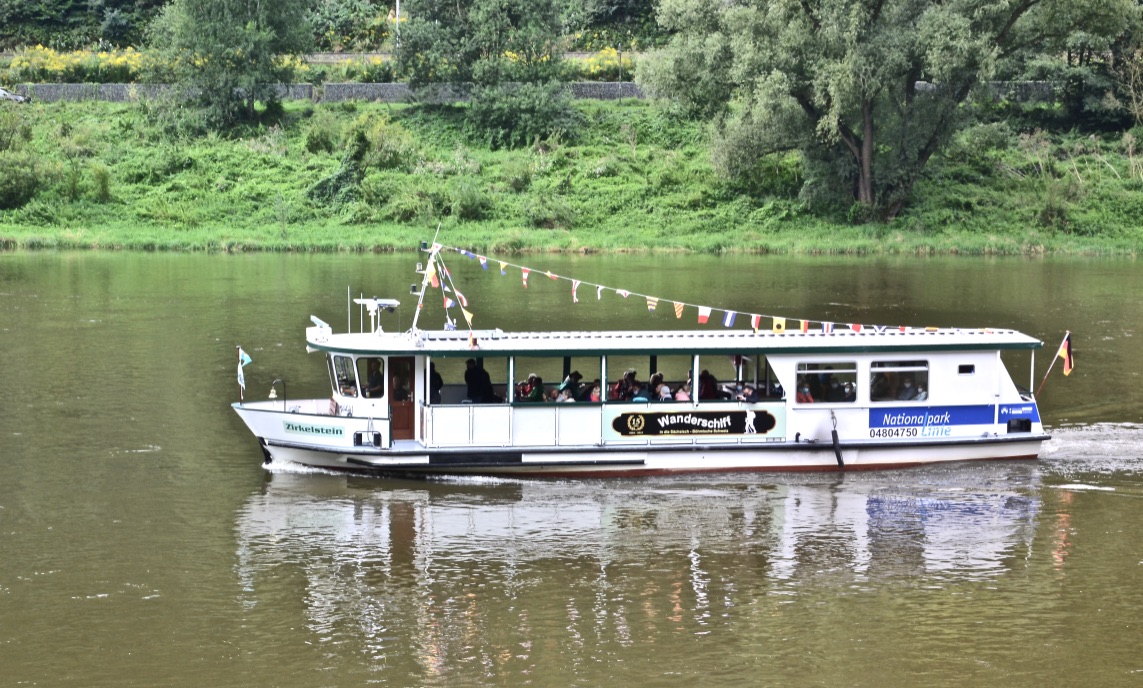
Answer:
[[795, 361, 857, 404], [332, 354, 360, 397], [870, 359, 929, 402]]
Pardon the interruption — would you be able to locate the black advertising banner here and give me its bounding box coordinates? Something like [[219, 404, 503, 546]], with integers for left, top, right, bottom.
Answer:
[[611, 410, 777, 437]]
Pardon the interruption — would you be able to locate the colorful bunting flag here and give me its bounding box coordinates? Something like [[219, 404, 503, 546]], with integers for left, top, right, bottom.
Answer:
[[521, 268, 530, 288], [461, 308, 474, 328], [800, 320, 810, 333], [646, 297, 658, 312], [454, 290, 468, 307], [673, 302, 684, 319], [872, 325, 888, 333], [499, 261, 508, 276], [547, 271, 558, 280], [478, 256, 488, 270], [821, 322, 834, 333], [597, 286, 604, 300], [618, 289, 630, 298], [723, 311, 737, 327], [772, 317, 786, 333], [444, 316, 456, 331], [427, 262, 440, 289], [750, 314, 761, 331], [698, 306, 712, 325], [849, 323, 863, 333], [443, 296, 455, 309], [572, 280, 580, 303], [460, 250, 476, 259]]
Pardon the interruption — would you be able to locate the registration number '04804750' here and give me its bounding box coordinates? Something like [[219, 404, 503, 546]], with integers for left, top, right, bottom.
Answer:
[[869, 427, 919, 439]]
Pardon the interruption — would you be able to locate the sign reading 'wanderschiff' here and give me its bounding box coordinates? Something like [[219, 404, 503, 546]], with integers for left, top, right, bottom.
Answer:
[[611, 410, 777, 437]]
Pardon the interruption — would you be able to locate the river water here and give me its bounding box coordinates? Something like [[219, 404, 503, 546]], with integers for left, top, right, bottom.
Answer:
[[2, 251, 1142, 686]]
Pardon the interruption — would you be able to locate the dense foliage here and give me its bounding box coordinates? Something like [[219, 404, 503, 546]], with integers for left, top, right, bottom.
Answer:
[[638, 0, 1140, 221], [148, 0, 314, 128], [397, 0, 577, 147]]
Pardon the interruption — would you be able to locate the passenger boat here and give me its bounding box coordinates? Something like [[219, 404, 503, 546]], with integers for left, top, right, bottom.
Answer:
[[232, 246, 1050, 476]]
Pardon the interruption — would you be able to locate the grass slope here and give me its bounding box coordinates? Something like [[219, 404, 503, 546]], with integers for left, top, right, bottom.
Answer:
[[0, 99, 1140, 255]]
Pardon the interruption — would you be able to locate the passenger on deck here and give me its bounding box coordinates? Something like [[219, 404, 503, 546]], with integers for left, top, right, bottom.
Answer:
[[429, 363, 443, 404], [698, 370, 719, 400], [588, 383, 602, 402], [796, 385, 814, 403], [519, 374, 546, 402], [612, 369, 638, 401], [736, 385, 759, 403], [391, 376, 410, 401], [898, 376, 919, 400], [825, 378, 848, 402], [674, 383, 691, 401], [559, 370, 584, 399], [465, 358, 495, 403], [649, 372, 672, 401]]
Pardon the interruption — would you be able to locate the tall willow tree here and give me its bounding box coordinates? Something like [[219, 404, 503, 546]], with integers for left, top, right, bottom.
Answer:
[[639, 0, 1135, 220], [152, 0, 313, 128]]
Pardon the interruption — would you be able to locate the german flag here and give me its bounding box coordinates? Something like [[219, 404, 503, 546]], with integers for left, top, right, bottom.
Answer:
[[1057, 332, 1074, 376]]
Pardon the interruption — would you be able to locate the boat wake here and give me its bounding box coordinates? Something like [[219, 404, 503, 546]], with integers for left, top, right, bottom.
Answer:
[[1041, 423, 1143, 479]]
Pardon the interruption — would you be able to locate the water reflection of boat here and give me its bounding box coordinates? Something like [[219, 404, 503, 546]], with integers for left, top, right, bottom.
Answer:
[[235, 464, 1042, 608], [232, 246, 1050, 476]]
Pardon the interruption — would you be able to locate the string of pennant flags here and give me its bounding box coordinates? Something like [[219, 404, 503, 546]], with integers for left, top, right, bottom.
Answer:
[[419, 242, 961, 335]]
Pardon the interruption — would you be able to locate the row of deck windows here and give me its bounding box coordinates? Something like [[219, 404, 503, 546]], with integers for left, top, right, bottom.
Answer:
[[330, 354, 968, 405]]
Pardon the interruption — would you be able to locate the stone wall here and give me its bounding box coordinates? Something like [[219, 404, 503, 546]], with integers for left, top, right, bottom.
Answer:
[[10, 81, 645, 103], [11, 80, 1046, 104]]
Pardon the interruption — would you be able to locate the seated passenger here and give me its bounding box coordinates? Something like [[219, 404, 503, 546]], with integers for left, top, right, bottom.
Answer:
[[897, 376, 919, 400], [649, 372, 672, 401], [675, 383, 692, 402], [519, 374, 546, 402], [559, 370, 584, 398], [698, 370, 719, 400], [588, 384, 602, 402], [796, 385, 814, 403], [736, 385, 759, 403], [825, 378, 847, 402]]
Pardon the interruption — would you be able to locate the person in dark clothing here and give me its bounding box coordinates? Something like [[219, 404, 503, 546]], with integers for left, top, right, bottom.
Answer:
[[430, 363, 443, 404], [464, 358, 494, 403]]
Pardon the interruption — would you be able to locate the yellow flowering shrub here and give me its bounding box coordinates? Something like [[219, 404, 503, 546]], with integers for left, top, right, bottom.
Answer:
[[7, 46, 155, 83], [575, 48, 635, 82]]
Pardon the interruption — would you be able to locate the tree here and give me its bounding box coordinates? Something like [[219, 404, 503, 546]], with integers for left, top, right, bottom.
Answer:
[[639, 0, 1137, 220], [397, 0, 579, 148], [151, 0, 313, 128]]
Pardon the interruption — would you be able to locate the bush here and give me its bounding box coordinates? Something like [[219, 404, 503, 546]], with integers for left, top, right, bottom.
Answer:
[[0, 151, 47, 209], [524, 194, 574, 228], [0, 106, 34, 153], [304, 108, 342, 154], [450, 177, 489, 220], [468, 82, 582, 149]]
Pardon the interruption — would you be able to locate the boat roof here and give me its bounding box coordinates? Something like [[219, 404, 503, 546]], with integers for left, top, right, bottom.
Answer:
[[307, 327, 1043, 358]]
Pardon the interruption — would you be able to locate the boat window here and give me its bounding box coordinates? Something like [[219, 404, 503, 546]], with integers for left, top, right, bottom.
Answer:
[[959, 364, 975, 375], [694, 355, 735, 402], [796, 362, 857, 404], [870, 360, 929, 401], [333, 355, 359, 397], [357, 357, 385, 398]]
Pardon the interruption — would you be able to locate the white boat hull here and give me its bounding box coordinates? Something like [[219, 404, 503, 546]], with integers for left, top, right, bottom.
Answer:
[[236, 401, 1046, 477]]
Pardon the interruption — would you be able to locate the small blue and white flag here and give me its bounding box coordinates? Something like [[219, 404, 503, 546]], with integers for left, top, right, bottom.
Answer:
[[237, 347, 252, 392], [723, 310, 737, 327]]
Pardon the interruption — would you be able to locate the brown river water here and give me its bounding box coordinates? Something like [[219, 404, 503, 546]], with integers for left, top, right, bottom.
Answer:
[[1, 251, 1141, 686]]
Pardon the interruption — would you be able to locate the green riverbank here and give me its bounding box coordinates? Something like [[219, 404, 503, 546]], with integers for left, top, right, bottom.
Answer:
[[2, 99, 1141, 255]]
